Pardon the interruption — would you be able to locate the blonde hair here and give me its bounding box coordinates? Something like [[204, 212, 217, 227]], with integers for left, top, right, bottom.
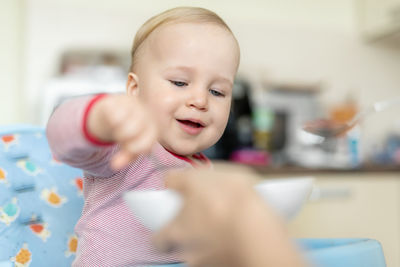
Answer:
[[130, 6, 237, 71]]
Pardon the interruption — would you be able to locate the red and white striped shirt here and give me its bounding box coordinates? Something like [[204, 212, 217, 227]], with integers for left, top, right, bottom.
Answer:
[[46, 95, 210, 267]]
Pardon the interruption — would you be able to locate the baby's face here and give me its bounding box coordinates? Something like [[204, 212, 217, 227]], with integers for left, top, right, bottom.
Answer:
[[129, 22, 239, 156]]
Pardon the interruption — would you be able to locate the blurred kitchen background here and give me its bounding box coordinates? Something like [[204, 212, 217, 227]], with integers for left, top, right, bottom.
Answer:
[[2, 0, 400, 170], [1, 1, 400, 265]]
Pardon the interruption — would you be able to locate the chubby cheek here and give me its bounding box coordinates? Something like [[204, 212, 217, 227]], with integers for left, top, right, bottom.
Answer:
[[142, 88, 176, 110], [149, 96, 178, 124], [212, 107, 231, 139]]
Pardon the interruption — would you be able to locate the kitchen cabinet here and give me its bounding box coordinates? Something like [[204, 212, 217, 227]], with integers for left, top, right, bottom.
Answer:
[[357, 0, 400, 43], [268, 172, 400, 267]]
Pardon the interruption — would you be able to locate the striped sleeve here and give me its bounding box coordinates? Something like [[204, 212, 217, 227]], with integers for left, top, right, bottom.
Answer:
[[46, 95, 118, 177]]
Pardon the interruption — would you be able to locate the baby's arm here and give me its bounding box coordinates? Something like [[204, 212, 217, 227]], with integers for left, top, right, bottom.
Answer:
[[46, 93, 159, 174], [46, 95, 117, 176], [86, 94, 158, 169]]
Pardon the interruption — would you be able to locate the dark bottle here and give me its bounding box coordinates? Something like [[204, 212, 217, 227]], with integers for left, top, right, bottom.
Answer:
[[203, 78, 253, 159]]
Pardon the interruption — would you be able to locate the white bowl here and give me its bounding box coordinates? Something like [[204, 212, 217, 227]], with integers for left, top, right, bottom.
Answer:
[[124, 177, 314, 232], [254, 177, 314, 220], [124, 189, 183, 232]]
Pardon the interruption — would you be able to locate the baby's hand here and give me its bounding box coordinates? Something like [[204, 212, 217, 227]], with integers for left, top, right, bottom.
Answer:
[[87, 94, 158, 170]]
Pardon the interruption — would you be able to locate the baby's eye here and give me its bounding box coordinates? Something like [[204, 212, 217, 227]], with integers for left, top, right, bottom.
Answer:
[[170, 80, 188, 87], [209, 89, 224, 97]]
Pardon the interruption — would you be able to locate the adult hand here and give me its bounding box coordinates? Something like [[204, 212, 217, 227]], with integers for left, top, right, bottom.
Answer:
[[87, 94, 159, 169], [153, 166, 306, 267]]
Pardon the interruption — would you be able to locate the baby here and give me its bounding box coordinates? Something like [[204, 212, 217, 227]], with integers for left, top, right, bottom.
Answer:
[[46, 6, 240, 267]]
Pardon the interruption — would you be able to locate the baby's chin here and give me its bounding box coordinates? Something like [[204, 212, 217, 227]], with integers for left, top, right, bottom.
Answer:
[[164, 146, 201, 157], [160, 141, 212, 157]]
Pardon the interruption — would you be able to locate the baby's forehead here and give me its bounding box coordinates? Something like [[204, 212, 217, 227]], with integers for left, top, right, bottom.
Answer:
[[133, 21, 240, 73], [149, 21, 236, 45], [149, 22, 239, 55]]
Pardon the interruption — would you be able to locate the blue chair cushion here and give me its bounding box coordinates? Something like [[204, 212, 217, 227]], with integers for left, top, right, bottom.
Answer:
[[0, 125, 84, 267]]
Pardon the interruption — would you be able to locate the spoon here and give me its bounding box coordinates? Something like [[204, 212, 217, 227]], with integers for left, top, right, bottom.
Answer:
[[303, 97, 400, 139]]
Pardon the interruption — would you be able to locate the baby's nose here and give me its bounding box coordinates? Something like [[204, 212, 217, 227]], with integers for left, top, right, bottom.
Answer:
[[187, 89, 208, 111]]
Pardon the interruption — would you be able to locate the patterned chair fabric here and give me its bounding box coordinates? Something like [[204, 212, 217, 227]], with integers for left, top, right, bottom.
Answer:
[[0, 125, 84, 267]]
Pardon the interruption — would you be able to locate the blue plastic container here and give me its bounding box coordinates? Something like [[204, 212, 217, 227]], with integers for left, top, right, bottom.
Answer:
[[299, 238, 386, 267], [148, 238, 386, 267]]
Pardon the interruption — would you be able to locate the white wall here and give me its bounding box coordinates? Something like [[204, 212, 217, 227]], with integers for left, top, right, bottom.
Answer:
[[16, 0, 400, 144], [0, 0, 24, 125]]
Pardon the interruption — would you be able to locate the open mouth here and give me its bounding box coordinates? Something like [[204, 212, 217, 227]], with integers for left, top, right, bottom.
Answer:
[[177, 119, 205, 128]]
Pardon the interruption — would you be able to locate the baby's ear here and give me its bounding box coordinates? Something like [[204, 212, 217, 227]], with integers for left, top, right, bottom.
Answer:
[[126, 72, 140, 96]]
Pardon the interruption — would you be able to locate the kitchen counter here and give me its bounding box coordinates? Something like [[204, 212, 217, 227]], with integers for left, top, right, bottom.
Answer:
[[251, 164, 400, 175], [212, 160, 400, 175]]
